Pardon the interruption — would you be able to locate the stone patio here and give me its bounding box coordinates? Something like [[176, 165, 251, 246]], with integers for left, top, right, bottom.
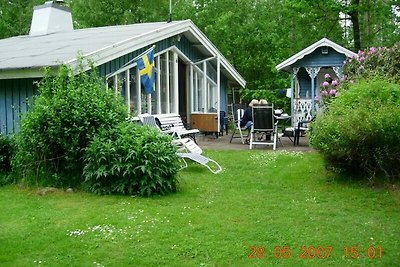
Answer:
[[196, 132, 315, 152]]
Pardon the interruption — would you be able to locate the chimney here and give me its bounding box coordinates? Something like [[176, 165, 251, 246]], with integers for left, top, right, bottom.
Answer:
[[29, 1, 73, 36]]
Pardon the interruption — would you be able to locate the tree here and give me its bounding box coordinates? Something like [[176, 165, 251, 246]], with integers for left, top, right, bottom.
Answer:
[[0, 0, 43, 39], [69, 0, 169, 28]]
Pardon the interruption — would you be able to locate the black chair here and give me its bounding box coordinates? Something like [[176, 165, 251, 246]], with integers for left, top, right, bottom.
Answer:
[[249, 105, 278, 150], [294, 116, 315, 146]]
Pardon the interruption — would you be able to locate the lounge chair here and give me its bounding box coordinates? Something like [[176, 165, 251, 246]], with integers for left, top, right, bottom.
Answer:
[[173, 138, 222, 174]]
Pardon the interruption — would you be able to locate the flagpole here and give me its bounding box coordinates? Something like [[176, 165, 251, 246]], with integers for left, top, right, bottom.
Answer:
[[168, 0, 172, 22], [106, 45, 156, 79]]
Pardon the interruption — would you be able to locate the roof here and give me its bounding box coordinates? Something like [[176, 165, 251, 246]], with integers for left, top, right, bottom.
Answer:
[[0, 19, 245, 87], [276, 38, 357, 72]]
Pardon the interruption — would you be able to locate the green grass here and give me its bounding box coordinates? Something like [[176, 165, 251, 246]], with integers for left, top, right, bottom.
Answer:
[[0, 150, 399, 266]]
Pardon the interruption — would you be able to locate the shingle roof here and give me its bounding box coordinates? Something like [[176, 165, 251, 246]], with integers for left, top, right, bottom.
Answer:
[[0, 21, 181, 70]]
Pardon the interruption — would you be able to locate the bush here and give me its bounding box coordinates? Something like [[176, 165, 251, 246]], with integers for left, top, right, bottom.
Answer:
[[309, 79, 400, 180], [13, 63, 127, 187], [343, 42, 400, 85], [83, 122, 180, 196], [0, 135, 12, 173]]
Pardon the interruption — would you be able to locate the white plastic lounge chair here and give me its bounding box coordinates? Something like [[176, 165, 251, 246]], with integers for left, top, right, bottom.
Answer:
[[173, 138, 222, 174]]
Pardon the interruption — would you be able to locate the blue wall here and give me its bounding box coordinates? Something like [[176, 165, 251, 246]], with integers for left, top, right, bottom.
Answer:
[[0, 78, 38, 135]]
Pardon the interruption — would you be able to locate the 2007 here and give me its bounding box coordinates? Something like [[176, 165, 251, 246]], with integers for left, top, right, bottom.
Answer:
[[299, 246, 333, 259]]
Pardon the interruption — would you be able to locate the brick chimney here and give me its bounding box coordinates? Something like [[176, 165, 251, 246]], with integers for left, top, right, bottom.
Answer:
[[29, 1, 73, 36]]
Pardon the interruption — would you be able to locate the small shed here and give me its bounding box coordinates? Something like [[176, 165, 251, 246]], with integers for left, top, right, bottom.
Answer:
[[276, 38, 356, 125], [0, 2, 245, 135]]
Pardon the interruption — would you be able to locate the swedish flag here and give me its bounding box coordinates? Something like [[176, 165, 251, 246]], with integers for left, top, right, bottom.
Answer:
[[137, 48, 156, 95]]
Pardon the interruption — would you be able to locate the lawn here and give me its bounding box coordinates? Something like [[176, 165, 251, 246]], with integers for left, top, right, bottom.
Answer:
[[0, 150, 399, 266]]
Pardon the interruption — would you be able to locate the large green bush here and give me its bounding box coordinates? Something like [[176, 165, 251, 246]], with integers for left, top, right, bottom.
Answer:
[[0, 135, 12, 174], [13, 64, 127, 186], [310, 79, 400, 179], [83, 122, 179, 196]]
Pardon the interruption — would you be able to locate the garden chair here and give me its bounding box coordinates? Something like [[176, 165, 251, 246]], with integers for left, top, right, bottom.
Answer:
[[293, 116, 315, 146], [229, 103, 247, 144], [173, 138, 222, 174], [249, 105, 278, 150]]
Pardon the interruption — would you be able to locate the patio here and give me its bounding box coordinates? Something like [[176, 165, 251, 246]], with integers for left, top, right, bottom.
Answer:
[[196, 132, 314, 152]]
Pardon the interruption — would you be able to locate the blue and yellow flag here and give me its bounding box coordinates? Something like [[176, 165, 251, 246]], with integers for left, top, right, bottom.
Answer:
[[137, 48, 156, 95]]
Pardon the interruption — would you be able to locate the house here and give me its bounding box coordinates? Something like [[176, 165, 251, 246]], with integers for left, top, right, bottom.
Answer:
[[276, 38, 356, 125], [0, 1, 245, 135]]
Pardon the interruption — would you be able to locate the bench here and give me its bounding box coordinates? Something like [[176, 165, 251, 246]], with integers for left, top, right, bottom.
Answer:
[[155, 113, 200, 142]]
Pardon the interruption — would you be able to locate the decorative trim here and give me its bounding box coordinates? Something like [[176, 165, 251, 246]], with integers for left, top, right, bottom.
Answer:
[[305, 67, 321, 79], [332, 66, 342, 78]]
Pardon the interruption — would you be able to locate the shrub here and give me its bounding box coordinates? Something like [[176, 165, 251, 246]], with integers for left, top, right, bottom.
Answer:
[[13, 63, 127, 187], [310, 79, 400, 180], [0, 135, 12, 173], [343, 42, 400, 85], [83, 122, 180, 196]]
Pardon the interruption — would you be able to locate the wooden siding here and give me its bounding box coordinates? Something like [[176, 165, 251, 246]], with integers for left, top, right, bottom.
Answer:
[[293, 47, 347, 68], [0, 78, 38, 135]]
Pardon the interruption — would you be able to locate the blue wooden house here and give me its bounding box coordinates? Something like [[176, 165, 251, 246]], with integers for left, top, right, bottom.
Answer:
[[0, 2, 245, 135], [276, 38, 356, 125]]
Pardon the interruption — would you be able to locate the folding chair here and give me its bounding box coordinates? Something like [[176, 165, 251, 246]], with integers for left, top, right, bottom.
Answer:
[[173, 138, 222, 174], [229, 104, 247, 144], [249, 105, 278, 150]]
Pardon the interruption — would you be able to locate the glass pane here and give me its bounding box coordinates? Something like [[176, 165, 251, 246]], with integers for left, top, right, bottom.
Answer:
[[107, 76, 115, 90], [160, 53, 168, 113], [196, 71, 203, 112], [117, 72, 127, 105], [129, 67, 138, 114], [169, 51, 175, 113]]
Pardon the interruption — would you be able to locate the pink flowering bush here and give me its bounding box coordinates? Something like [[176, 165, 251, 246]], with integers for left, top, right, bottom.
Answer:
[[315, 73, 339, 111], [343, 42, 400, 85]]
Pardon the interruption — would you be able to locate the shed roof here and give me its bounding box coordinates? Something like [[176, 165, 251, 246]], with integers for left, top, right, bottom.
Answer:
[[276, 38, 357, 72], [0, 19, 245, 87]]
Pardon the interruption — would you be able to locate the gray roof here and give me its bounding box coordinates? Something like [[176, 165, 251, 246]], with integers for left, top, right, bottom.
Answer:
[[0, 19, 245, 87]]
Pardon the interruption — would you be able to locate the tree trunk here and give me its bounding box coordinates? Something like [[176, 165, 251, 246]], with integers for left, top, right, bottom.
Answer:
[[348, 0, 361, 51]]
